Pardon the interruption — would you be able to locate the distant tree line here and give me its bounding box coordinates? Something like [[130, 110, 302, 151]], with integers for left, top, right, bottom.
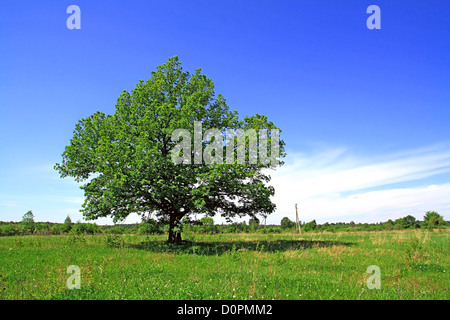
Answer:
[[0, 210, 447, 237], [279, 211, 447, 233], [0, 211, 103, 236]]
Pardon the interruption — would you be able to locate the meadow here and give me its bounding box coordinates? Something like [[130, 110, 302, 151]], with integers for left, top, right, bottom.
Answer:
[[0, 229, 448, 300]]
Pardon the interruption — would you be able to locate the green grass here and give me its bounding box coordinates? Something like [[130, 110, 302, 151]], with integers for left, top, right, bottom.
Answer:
[[0, 229, 448, 300]]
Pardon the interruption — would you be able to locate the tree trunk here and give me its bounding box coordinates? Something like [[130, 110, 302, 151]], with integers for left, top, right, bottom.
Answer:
[[168, 213, 182, 243]]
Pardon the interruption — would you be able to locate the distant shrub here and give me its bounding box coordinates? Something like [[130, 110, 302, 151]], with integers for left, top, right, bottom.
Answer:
[[20, 210, 35, 234], [222, 222, 250, 233], [34, 223, 52, 235], [423, 211, 446, 230], [280, 217, 296, 230], [303, 220, 317, 232], [249, 218, 260, 232], [61, 216, 73, 233], [394, 215, 419, 229], [105, 234, 125, 248], [70, 223, 102, 235], [383, 219, 395, 230], [66, 234, 86, 244], [51, 224, 65, 235], [0, 223, 19, 236], [105, 225, 124, 234], [193, 217, 219, 234], [258, 226, 282, 234], [138, 219, 163, 235]]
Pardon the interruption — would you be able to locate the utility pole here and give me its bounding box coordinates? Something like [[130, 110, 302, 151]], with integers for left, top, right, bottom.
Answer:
[[295, 203, 302, 234]]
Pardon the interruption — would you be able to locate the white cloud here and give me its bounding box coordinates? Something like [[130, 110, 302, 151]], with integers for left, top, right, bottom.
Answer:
[[267, 143, 450, 224], [0, 201, 18, 208], [60, 196, 85, 205]]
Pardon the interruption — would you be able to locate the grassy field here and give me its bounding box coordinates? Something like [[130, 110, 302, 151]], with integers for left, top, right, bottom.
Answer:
[[0, 229, 448, 300]]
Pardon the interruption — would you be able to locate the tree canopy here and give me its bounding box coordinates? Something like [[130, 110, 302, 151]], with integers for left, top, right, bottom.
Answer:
[[423, 211, 446, 229], [55, 56, 285, 242], [22, 210, 35, 224]]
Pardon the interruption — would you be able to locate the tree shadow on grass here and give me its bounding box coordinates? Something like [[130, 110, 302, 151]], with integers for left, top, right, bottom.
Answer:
[[128, 238, 353, 256]]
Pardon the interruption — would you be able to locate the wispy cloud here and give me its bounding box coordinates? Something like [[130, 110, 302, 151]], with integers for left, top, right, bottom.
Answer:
[[0, 201, 19, 208], [59, 196, 85, 205], [269, 143, 450, 223]]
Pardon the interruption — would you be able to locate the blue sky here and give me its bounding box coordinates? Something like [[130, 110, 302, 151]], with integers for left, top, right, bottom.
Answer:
[[1, 1, 449, 224]]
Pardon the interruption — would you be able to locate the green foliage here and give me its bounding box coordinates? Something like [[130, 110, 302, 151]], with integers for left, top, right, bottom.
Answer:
[[66, 234, 87, 245], [51, 224, 65, 235], [54, 56, 286, 242], [383, 219, 395, 230], [249, 218, 260, 232], [21, 210, 35, 224], [223, 222, 250, 234], [70, 223, 102, 235], [105, 234, 125, 248], [20, 210, 35, 234], [0, 223, 18, 236], [303, 220, 317, 232], [200, 217, 214, 226], [184, 217, 219, 234], [402, 236, 423, 265], [280, 217, 296, 230], [257, 226, 282, 234], [138, 219, 163, 235], [34, 223, 51, 235], [62, 215, 73, 233], [423, 211, 446, 230], [64, 215, 72, 225], [394, 215, 419, 229], [0, 210, 446, 238]]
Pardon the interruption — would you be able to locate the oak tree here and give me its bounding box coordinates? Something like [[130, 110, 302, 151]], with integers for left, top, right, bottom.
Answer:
[[55, 56, 285, 243]]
